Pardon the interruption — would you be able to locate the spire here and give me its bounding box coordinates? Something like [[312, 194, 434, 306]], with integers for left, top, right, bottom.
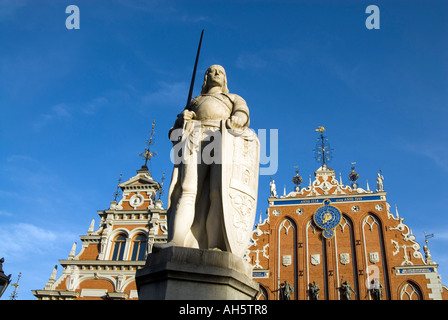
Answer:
[[87, 219, 95, 234], [50, 265, 57, 280], [44, 266, 57, 290], [68, 242, 77, 260], [313, 126, 333, 169]]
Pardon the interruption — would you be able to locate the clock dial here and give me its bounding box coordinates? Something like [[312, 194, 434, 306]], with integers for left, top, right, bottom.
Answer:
[[322, 229, 334, 239], [313, 204, 342, 230]]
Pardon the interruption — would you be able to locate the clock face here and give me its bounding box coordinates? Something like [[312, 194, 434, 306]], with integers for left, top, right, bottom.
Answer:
[[322, 229, 334, 239], [313, 204, 342, 230]]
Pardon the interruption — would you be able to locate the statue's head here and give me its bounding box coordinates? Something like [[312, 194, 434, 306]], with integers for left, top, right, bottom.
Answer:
[[201, 64, 229, 94]]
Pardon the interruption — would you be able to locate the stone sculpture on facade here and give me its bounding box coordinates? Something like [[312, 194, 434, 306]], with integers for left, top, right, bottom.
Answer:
[[280, 280, 294, 300], [340, 279, 356, 300], [270, 178, 277, 197], [165, 64, 260, 258], [309, 281, 320, 300], [371, 278, 383, 300], [376, 171, 384, 192]]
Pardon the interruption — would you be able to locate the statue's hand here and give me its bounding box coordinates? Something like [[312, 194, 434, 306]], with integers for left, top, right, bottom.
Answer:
[[228, 115, 246, 129], [181, 110, 196, 121]]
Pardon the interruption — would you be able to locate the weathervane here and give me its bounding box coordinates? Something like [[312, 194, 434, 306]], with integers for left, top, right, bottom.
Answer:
[[9, 272, 21, 300], [139, 120, 157, 170], [424, 231, 434, 244], [157, 171, 165, 200], [292, 165, 303, 191], [112, 173, 123, 202], [313, 126, 333, 167], [423, 231, 435, 264]]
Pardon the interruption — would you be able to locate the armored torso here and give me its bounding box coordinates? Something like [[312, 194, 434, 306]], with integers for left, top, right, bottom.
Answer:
[[189, 94, 232, 121]]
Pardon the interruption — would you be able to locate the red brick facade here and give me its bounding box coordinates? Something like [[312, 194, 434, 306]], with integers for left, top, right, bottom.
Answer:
[[248, 165, 448, 300]]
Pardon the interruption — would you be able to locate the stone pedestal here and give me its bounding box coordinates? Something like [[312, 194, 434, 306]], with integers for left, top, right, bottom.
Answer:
[[135, 246, 259, 300]]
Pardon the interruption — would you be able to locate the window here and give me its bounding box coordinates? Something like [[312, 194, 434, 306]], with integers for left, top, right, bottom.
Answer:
[[400, 281, 422, 300], [131, 234, 147, 261], [111, 234, 127, 260]]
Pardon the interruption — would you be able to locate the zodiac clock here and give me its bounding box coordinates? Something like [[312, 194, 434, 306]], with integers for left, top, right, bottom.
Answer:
[[313, 200, 342, 239]]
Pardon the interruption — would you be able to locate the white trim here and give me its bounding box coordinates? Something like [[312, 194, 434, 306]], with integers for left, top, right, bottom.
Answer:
[[80, 288, 107, 298], [129, 290, 139, 299]]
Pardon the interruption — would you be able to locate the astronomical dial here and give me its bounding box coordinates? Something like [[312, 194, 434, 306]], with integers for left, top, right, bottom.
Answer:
[[313, 203, 342, 230]]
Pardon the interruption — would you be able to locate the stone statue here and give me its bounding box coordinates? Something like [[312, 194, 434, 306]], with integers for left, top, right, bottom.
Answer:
[[280, 280, 294, 300], [270, 178, 277, 197], [371, 278, 383, 300], [165, 65, 260, 258], [340, 280, 356, 300], [309, 281, 320, 300], [376, 172, 384, 192]]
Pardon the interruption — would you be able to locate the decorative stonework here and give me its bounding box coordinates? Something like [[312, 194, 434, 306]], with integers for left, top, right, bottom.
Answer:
[[311, 254, 320, 266], [340, 253, 350, 265]]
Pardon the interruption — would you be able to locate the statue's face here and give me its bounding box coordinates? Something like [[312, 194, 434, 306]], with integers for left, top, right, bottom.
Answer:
[[206, 65, 226, 88]]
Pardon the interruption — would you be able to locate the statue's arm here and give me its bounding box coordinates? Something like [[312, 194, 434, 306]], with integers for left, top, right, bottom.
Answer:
[[168, 103, 196, 140], [228, 94, 250, 128]]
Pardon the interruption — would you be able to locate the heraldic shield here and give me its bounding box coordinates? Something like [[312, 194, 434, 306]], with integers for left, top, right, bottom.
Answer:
[[221, 121, 260, 258]]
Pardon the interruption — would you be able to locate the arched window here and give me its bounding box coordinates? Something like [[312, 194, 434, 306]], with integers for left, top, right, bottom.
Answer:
[[257, 285, 268, 300], [111, 234, 127, 261], [131, 234, 147, 261], [400, 281, 423, 300]]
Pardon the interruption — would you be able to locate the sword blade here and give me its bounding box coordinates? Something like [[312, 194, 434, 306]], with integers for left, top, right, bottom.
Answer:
[[186, 29, 204, 109]]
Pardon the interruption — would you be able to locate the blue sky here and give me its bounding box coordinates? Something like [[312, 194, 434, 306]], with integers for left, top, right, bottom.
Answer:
[[1, 0, 447, 299]]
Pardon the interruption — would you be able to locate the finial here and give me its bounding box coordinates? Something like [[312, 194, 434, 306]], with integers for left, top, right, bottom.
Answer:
[[292, 165, 303, 191], [112, 173, 123, 202], [139, 120, 158, 170], [313, 126, 333, 168], [348, 162, 359, 188]]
